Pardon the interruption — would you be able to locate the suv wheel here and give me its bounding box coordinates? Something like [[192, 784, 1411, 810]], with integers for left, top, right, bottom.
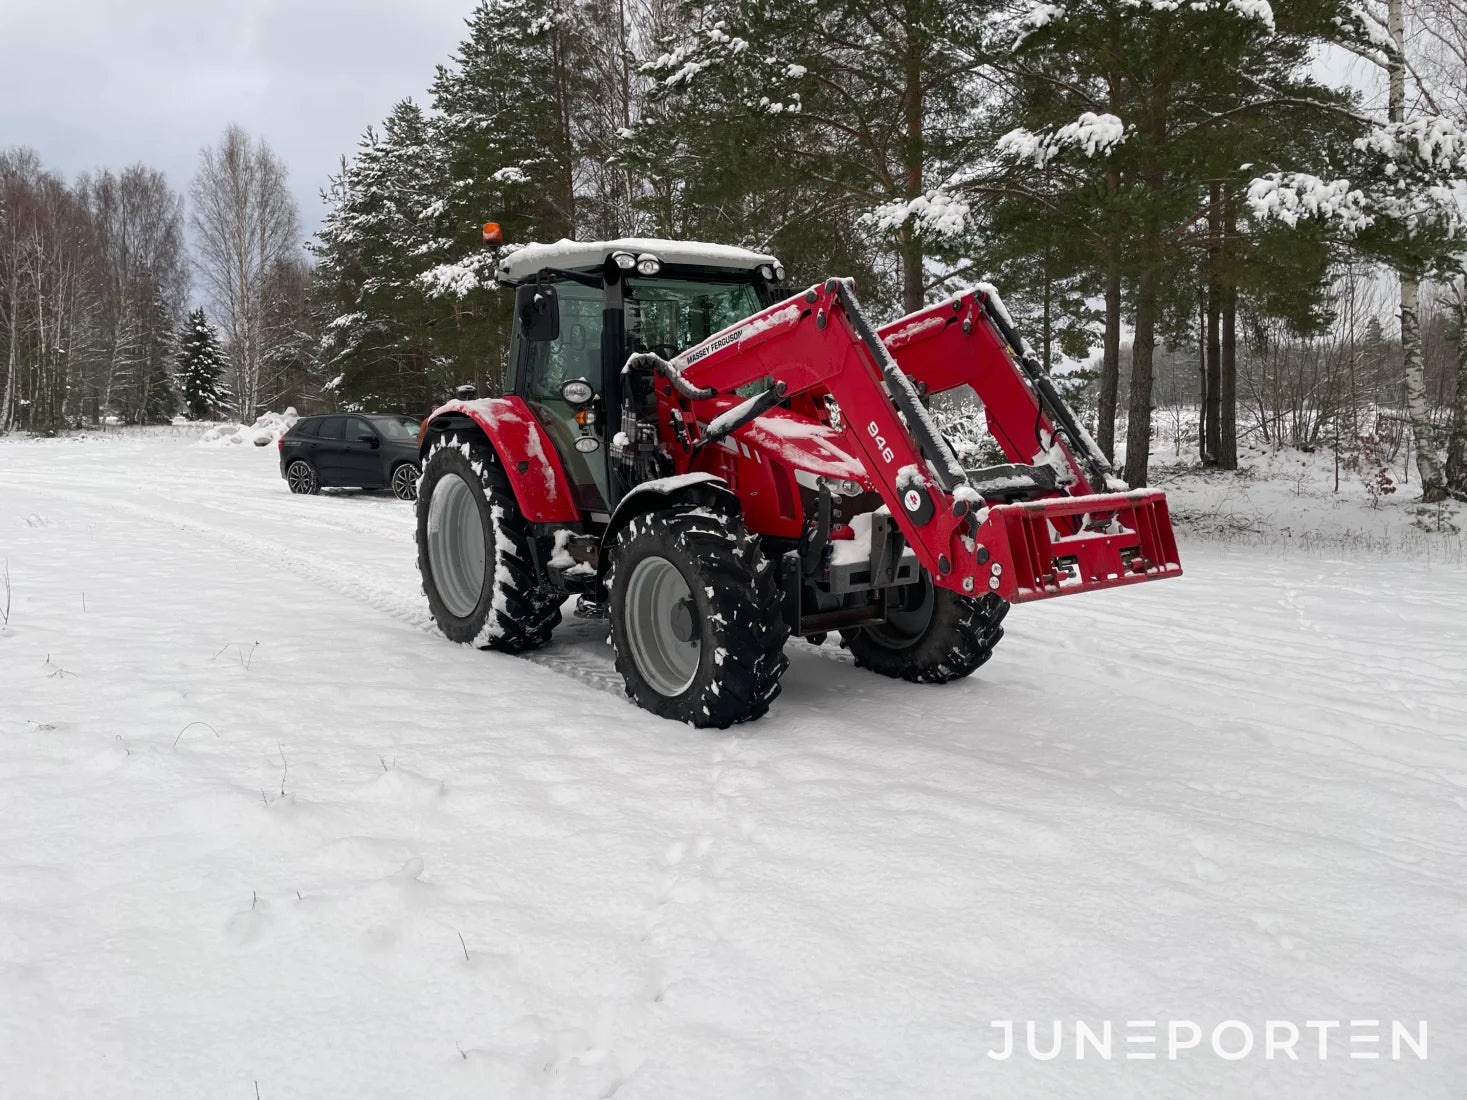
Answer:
[[286, 459, 319, 495], [390, 462, 419, 501]]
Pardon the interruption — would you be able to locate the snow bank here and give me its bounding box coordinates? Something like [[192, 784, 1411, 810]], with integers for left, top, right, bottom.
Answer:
[[197, 408, 299, 448]]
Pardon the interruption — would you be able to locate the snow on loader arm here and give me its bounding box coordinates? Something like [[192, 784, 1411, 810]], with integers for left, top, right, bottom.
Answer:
[[653, 278, 1182, 604]]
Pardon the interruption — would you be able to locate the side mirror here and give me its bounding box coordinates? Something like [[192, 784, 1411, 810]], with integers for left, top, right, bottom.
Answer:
[[516, 283, 560, 342]]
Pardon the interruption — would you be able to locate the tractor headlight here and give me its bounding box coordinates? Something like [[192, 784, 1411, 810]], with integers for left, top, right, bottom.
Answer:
[[635, 253, 662, 275], [560, 378, 594, 405], [611, 250, 637, 270], [758, 263, 776, 281], [774, 262, 785, 281]]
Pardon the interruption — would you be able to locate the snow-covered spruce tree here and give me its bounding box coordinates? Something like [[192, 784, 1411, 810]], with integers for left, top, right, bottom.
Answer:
[[310, 99, 453, 413], [410, 0, 595, 395], [632, 0, 997, 315], [177, 308, 233, 421], [1001, 0, 1362, 486], [432, 0, 583, 246], [137, 287, 178, 424]]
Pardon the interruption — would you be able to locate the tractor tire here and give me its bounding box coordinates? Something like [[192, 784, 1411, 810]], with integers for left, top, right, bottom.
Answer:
[[609, 508, 789, 728], [840, 575, 1007, 684], [416, 434, 560, 653]]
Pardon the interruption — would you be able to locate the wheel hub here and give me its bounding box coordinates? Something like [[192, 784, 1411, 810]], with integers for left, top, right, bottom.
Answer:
[[669, 597, 696, 643], [865, 574, 935, 648], [426, 472, 486, 618], [623, 556, 700, 697]]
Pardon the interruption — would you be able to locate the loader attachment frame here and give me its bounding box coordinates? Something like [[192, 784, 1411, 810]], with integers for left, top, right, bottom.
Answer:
[[646, 279, 1181, 604]]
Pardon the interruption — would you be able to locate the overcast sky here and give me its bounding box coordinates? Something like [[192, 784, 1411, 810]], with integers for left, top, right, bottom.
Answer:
[[0, 0, 475, 239]]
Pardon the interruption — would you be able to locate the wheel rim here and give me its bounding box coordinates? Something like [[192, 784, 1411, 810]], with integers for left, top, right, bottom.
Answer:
[[863, 574, 935, 649], [623, 556, 700, 697], [426, 472, 486, 618], [393, 464, 418, 499], [288, 461, 313, 493]]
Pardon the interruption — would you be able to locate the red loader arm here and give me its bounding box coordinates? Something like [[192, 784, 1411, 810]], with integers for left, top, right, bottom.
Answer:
[[648, 278, 1181, 603]]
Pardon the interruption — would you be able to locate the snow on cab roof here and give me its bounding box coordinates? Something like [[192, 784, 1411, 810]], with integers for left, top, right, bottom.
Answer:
[[495, 238, 779, 282]]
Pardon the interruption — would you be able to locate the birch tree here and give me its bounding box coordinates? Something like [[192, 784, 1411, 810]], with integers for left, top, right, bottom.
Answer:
[[190, 126, 302, 422], [1409, 0, 1467, 497]]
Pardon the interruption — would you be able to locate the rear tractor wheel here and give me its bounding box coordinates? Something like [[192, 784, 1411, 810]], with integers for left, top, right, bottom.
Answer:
[[609, 509, 789, 728], [416, 434, 560, 652], [840, 573, 1007, 684]]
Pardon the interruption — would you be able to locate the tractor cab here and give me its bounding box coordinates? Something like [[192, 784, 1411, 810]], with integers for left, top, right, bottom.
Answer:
[[493, 238, 785, 516]]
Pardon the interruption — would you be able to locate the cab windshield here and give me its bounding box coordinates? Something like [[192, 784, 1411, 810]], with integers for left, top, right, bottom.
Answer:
[[625, 277, 764, 359]]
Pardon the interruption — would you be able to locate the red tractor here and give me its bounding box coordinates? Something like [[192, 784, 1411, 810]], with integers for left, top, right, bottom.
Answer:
[[415, 237, 1181, 727]]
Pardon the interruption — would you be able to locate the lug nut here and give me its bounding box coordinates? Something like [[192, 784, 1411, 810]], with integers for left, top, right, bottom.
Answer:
[[962, 576, 975, 592]]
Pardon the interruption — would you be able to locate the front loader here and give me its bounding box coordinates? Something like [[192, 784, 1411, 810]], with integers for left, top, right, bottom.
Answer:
[[416, 235, 1181, 727]]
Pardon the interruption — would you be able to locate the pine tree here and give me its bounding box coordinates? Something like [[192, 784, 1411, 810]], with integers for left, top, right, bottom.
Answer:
[[177, 308, 233, 420], [432, 0, 584, 247], [1247, 5, 1467, 500], [407, 0, 600, 396], [632, 0, 996, 314], [310, 99, 460, 411], [1002, 0, 1364, 485]]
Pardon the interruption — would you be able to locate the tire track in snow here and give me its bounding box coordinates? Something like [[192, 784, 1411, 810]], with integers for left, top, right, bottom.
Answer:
[[22, 480, 634, 703]]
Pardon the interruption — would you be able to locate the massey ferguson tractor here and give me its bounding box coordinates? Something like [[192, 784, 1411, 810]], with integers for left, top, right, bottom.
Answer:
[[415, 234, 1181, 727]]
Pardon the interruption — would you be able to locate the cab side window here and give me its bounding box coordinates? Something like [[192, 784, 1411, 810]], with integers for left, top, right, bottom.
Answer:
[[521, 282, 604, 401]]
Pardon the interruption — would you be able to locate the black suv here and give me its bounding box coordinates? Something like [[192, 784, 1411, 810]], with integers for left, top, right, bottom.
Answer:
[[279, 413, 421, 500]]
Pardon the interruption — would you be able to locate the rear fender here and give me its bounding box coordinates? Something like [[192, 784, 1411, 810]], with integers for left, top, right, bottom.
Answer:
[[420, 397, 580, 524], [599, 473, 740, 581]]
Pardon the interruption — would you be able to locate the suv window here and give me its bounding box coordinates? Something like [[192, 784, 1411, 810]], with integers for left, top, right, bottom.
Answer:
[[292, 418, 321, 439], [374, 416, 420, 440], [317, 417, 346, 441], [345, 417, 377, 444]]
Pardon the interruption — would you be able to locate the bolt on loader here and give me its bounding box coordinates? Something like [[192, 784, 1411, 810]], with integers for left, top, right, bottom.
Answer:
[[416, 231, 1181, 727]]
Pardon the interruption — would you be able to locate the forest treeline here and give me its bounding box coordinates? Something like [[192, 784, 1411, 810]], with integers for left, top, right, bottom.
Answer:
[[4, 0, 1467, 496]]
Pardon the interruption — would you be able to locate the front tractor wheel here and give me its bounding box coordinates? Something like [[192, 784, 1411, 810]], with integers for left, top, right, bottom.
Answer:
[[416, 435, 560, 652], [610, 509, 789, 728], [840, 574, 1008, 684]]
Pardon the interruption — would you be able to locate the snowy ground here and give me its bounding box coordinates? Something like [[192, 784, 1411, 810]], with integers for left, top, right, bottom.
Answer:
[[2, 428, 1464, 1099]]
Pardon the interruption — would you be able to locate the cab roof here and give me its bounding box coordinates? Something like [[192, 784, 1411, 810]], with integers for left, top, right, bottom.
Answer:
[[495, 237, 779, 284]]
